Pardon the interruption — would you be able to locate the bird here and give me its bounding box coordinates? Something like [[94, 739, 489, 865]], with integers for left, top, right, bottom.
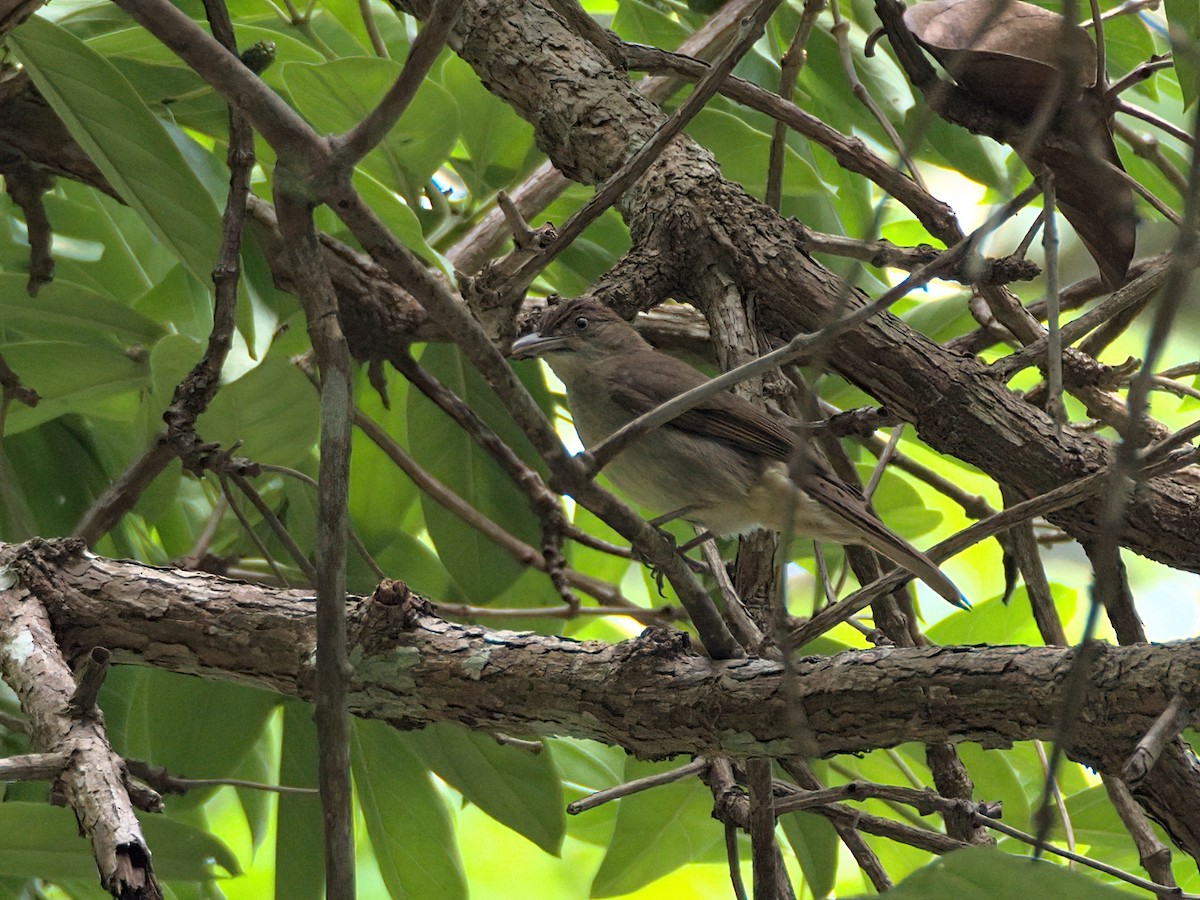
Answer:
[[510, 298, 967, 609]]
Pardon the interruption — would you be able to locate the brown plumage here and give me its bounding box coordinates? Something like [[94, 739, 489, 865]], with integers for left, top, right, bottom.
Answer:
[[511, 299, 966, 608]]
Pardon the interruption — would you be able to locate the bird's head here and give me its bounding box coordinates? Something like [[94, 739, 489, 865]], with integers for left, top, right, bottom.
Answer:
[[509, 299, 647, 365]]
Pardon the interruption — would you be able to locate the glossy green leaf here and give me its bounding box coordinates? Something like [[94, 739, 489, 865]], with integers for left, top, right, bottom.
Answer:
[[1102, 13, 1158, 102], [950, 743, 1031, 833], [276, 701, 324, 900], [101, 668, 277, 809], [0, 276, 164, 347], [352, 718, 467, 900], [197, 353, 319, 467], [440, 57, 538, 198], [1, 419, 109, 536], [1167, 0, 1200, 110], [611, 0, 688, 50], [350, 366, 418, 541], [553, 738, 626, 846], [591, 757, 724, 897], [927, 584, 1077, 646], [916, 113, 1008, 189], [46, 185, 174, 297], [860, 464, 944, 538], [403, 723, 565, 855], [780, 809, 839, 898], [687, 108, 825, 201], [0, 802, 236, 880], [406, 343, 545, 601], [281, 57, 459, 202], [10, 15, 222, 284], [0, 340, 146, 434], [1061, 783, 1144, 861], [149, 333, 205, 409], [846, 846, 1129, 899]]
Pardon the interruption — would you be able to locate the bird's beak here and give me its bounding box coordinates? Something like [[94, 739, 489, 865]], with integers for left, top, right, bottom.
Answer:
[[510, 331, 570, 359]]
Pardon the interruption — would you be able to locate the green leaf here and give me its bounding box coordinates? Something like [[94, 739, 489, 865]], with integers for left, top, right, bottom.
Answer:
[[553, 738, 626, 846], [149, 333, 206, 409], [351, 719, 467, 900], [281, 57, 459, 203], [141, 815, 242, 878], [914, 113, 1008, 190], [846, 846, 1130, 899], [950, 743, 1031, 834], [1061, 784, 1142, 860], [45, 186, 175, 297], [860, 464, 943, 539], [197, 353, 319, 467], [406, 343, 545, 601], [686, 108, 825, 201], [276, 701, 324, 900], [350, 366, 418, 543], [440, 56, 538, 197], [1101, 14, 1157, 101], [611, 0, 689, 50], [403, 723, 566, 855], [927, 584, 1077, 646], [10, 15, 222, 284], [780, 809, 839, 898], [1167, 0, 1200, 110], [101, 668, 277, 809], [0, 802, 236, 881], [590, 757, 724, 897], [0, 340, 147, 434], [1, 419, 109, 536]]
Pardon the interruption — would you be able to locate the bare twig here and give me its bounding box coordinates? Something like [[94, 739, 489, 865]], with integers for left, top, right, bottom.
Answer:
[[273, 186, 356, 897], [567, 758, 708, 814], [766, 0, 825, 210], [747, 757, 779, 899]]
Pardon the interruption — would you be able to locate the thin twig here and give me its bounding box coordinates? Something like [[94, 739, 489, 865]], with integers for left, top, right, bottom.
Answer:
[[1124, 696, 1192, 787], [566, 758, 708, 814], [357, 0, 388, 57], [273, 187, 356, 898], [1102, 775, 1177, 896], [788, 447, 1200, 646], [1042, 177, 1063, 432], [126, 758, 319, 796], [747, 757, 779, 899], [829, 0, 926, 189], [1034, 739, 1075, 865], [766, 0, 825, 210]]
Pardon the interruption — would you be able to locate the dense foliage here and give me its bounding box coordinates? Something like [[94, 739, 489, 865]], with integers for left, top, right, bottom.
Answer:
[[0, 0, 1196, 897]]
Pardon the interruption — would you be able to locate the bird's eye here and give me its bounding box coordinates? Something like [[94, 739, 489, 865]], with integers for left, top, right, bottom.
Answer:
[[573, 316, 589, 331]]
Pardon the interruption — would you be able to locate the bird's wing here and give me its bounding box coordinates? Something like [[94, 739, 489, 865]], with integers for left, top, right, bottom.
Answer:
[[599, 351, 798, 460], [596, 352, 967, 607]]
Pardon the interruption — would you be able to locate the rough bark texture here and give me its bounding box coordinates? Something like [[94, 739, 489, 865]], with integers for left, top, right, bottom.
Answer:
[[6, 537, 1200, 857], [0, 548, 161, 898]]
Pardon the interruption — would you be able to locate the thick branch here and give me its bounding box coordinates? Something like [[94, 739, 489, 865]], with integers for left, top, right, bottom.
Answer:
[[7, 541, 1200, 792], [0, 552, 161, 898]]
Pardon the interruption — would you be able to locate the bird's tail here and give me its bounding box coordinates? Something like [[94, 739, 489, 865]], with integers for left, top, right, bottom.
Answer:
[[854, 520, 969, 610]]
